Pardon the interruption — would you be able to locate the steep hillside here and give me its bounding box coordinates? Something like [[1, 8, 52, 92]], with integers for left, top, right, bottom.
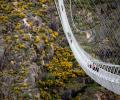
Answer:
[[0, 0, 119, 99]]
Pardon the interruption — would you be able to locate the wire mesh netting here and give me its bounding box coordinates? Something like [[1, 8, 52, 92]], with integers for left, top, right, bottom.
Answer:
[[63, 0, 120, 65]]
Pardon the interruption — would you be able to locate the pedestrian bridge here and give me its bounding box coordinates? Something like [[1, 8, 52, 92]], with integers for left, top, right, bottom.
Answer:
[[55, 0, 120, 95]]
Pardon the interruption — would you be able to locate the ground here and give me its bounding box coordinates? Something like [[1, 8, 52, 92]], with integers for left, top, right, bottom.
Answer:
[[0, 0, 119, 100]]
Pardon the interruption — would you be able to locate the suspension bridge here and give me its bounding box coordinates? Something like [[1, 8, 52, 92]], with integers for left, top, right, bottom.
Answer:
[[55, 0, 120, 95]]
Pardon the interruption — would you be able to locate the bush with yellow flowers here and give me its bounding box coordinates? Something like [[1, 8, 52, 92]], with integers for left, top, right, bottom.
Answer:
[[36, 44, 86, 99], [39, 0, 48, 4], [34, 36, 41, 43], [0, 0, 93, 100]]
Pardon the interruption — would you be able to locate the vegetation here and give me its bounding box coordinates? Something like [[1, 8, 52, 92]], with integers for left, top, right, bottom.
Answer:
[[0, 0, 119, 100]]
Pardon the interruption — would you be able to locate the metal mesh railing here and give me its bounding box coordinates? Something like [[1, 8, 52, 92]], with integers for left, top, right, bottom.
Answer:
[[55, 0, 120, 94]]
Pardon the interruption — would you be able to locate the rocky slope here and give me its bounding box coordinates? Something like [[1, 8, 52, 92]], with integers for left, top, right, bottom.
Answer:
[[0, 0, 119, 100]]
